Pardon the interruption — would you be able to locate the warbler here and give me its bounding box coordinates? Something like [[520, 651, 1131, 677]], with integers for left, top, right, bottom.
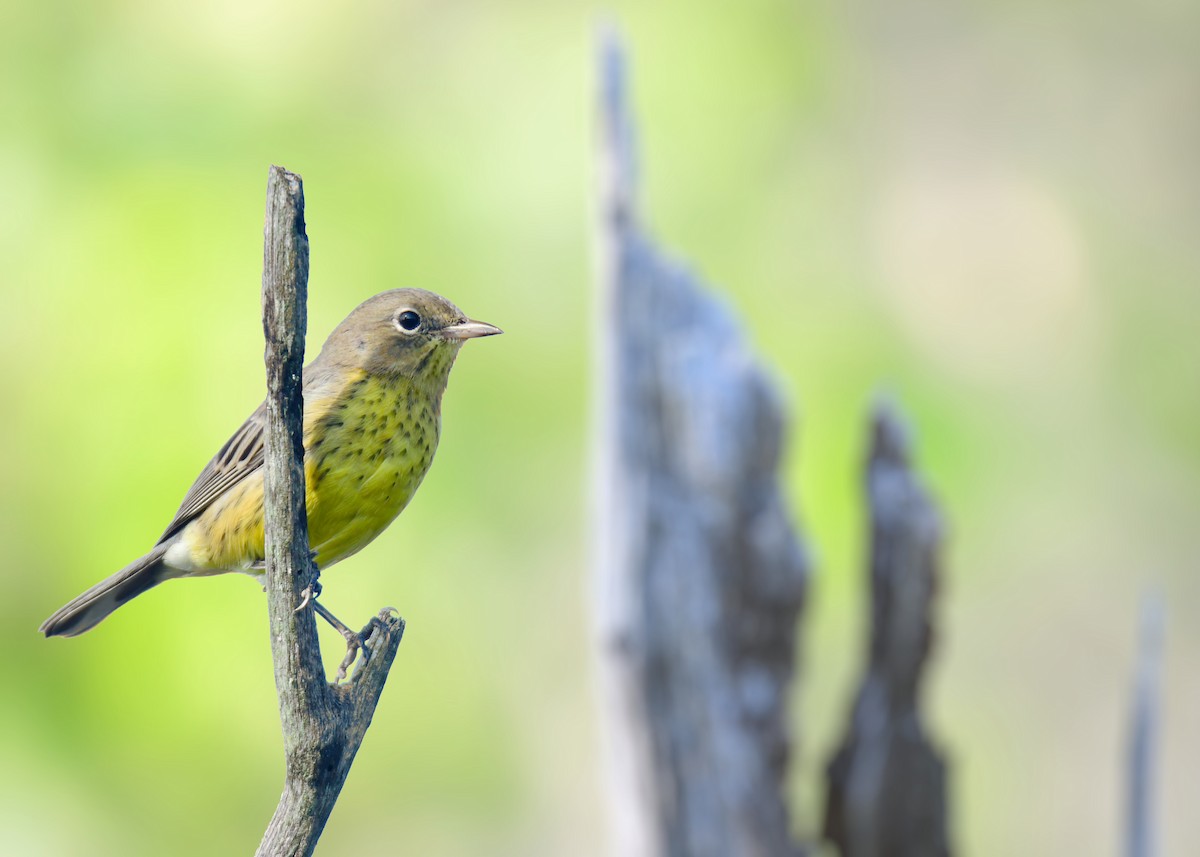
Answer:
[[40, 288, 501, 638]]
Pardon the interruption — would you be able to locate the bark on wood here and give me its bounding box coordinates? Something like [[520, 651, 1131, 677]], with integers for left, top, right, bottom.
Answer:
[[592, 31, 809, 857], [1127, 592, 1164, 857], [823, 400, 950, 857], [256, 164, 405, 857]]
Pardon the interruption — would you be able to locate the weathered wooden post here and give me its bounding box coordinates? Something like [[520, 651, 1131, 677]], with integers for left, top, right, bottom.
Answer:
[[823, 401, 951, 857], [1127, 592, 1165, 857], [591, 31, 809, 857]]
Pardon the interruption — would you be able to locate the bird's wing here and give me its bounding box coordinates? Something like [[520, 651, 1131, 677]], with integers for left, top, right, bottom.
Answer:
[[156, 401, 268, 544]]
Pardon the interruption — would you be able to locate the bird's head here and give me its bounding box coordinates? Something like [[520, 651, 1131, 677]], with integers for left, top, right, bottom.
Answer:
[[318, 288, 502, 388]]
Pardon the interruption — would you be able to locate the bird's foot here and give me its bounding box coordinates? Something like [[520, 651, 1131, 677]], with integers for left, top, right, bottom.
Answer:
[[334, 626, 372, 684], [293, 579, 324, 614], [312, 599, 370, 682]]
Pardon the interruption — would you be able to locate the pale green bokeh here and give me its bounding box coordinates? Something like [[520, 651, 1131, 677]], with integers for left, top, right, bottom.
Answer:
[[2, 1, 1198, 855]]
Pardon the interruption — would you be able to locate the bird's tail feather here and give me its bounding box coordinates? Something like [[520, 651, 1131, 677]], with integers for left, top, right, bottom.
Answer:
[[40, 545, 174, 638]]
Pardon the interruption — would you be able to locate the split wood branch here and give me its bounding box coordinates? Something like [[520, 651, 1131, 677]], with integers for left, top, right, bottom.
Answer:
[[256, 164, 405, 857]]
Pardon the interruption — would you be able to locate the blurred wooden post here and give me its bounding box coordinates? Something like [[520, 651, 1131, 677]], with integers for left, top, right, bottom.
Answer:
[[1127, 592, 1164, 857], [592, 31, 809, 857], [257, 165, 405, 857], [823, 401, 950, 857]]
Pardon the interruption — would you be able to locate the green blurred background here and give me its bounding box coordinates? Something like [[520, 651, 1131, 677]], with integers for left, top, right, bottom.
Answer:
[[2, 0, 1197, 854]]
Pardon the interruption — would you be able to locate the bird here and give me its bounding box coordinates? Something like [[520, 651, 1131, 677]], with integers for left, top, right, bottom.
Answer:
[[40, 288, 501, 640]]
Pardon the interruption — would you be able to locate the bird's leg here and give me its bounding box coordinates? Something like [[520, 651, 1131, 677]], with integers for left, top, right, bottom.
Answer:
[[313, 599, 371, 683], [279, 552, 365, 682]]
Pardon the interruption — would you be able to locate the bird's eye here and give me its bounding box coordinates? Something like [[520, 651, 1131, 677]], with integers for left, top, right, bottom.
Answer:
[[396, 310, 421, 333]]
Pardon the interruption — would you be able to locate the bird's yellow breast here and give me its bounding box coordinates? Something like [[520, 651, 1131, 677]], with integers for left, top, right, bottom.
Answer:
[[304, 373, 440, 567], [179, 372, 440, 574]]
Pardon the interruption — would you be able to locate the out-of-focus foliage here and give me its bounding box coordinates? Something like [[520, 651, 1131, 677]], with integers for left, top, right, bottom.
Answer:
[[1, 1, 1196, 855]]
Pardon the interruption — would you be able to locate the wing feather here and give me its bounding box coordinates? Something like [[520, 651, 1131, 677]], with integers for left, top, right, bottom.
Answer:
[[156, 402, 267, 544]]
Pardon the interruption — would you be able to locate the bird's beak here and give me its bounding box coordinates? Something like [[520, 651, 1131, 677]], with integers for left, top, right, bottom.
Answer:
[[440, 319, 503, 341]]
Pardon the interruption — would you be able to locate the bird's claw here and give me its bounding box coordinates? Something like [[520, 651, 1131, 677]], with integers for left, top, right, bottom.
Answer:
[[335, 628, 371, 683], [292, 579, 323, 614]]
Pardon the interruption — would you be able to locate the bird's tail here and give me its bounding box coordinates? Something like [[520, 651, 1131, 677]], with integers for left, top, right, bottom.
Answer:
[[40, 544, 174, 638]]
